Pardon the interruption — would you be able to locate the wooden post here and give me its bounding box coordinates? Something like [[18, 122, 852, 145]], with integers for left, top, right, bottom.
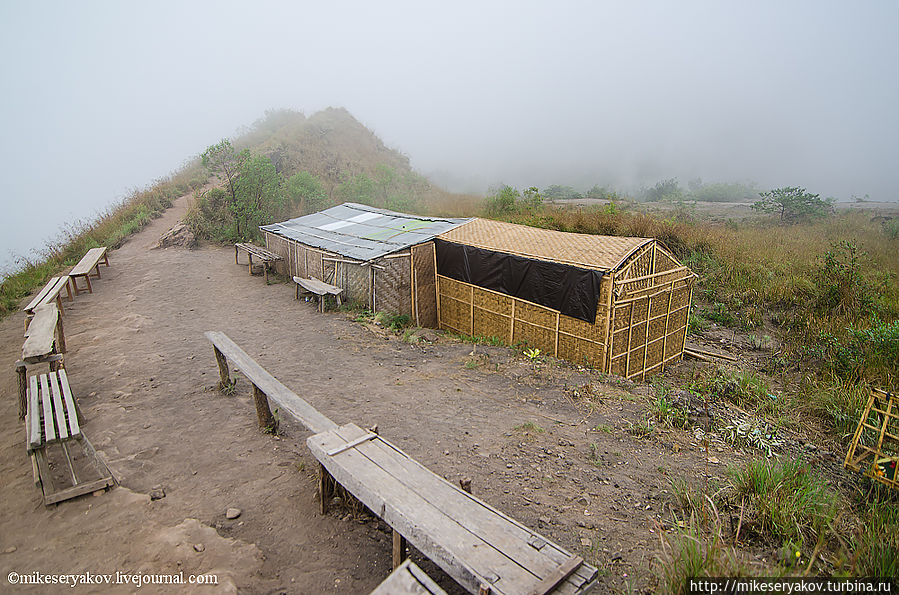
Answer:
[[55, 312, 67, 354], [392, 529, 407, 569], [213, 346, 231, 389], [16, 364, 27, 421], [252, 384, 276, 431], [248, 254, 253, 276], [319, 464, 332, 515], [235, 245, 239, 265]]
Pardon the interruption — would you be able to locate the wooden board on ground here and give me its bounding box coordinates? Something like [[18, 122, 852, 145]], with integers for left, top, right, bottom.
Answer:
[[370, 559, 448, 595], [308, 422, 598, 595], [204, 331, 338, 434]]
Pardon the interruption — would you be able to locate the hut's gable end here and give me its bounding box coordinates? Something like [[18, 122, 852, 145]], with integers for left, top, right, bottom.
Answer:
[[606, 241, 695, 380]]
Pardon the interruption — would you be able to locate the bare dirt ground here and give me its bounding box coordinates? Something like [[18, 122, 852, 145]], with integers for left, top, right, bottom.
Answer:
[[0, 193, 853, 594]]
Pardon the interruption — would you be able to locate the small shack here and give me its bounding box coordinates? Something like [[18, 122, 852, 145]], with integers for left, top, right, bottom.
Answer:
[[434, 218, 696, 380], [262, 204, 696, 380], [260, 203, 469, 326]]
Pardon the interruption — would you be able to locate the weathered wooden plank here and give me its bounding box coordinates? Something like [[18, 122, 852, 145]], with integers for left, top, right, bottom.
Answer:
[[330, 425, 590, 589], [310, 425, 541, 595], [527, 555, 583, 595], [370, 559, 448, 595], [70, 247, 108, 276], [24, 277, 59, 313], [39, 374, 55, 444], [28, 375, 41, 451], [57, 369, 81, 437], [48, 371, 68, 441], [204, 331, 338, 434], [236, 243, 282, 261], [23, 304, 58, 361], [43, 476, 114, 506]]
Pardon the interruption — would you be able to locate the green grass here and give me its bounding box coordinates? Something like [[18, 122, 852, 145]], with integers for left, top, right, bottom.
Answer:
[[656, 518, 743, 594], [694, 367, 779, 415], [515, 421, 544, 434], [852, 496, 899, 577], [727, 458, 837, 541]]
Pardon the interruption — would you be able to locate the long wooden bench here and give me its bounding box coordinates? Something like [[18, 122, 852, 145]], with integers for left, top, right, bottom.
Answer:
[[204, 331, 598, 594], [205, 331, 338, 434], [371, 559, 447, 595], [294, 276, 344, 312], [235, 243, 283, 283], [309, 424, 598, 595], [26, 369, 115, 505], [24, 276, 73, 320], [69, 247, 110, 295]]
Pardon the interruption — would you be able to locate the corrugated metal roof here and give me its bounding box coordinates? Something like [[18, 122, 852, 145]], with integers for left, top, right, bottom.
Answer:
[[437, 218, 653, 272], [260, 203, 470, 262]]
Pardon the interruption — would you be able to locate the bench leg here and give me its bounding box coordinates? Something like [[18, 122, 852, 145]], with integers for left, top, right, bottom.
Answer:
[[213, 346, 232, 390], [55, 294, 64, 316], [93, 263, 101, 279], [56, 313, 67, 354], [84, 274, 93, 294], [392, 529, 407, 569], [16, 365, 27, 422], [319, 464, 333, 515], [248, 254, 253, 276], [64, 279, 73, 301], [34, 448, 55, 503], [103, 253, 109, 267], [264, 263, 269, 284], [252, 384, 276, 432]]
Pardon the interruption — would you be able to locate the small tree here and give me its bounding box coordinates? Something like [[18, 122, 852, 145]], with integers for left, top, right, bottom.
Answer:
[[484, 185, 519, 215], [752, 186, 833, 223], [201, 139, 247, 208], [521, 186, 544, 211], [285, 171, 328, 214], [233, 155, 281, 238]]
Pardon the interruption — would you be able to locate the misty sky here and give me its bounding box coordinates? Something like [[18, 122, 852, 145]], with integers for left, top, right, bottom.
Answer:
[[2, 1, 898, 272]]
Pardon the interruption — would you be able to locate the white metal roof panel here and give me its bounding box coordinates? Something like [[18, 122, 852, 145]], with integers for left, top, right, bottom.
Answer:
[[260, 203, 471, 262]]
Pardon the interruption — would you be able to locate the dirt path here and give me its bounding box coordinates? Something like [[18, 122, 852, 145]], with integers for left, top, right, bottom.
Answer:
[[0, 193, 750, 593]]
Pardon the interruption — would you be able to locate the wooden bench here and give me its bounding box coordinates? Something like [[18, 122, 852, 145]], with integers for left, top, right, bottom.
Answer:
[[16, 303, 67, 420], [69, 247, 109, 295], [235, 243, 283, 283], [26, 369, 115, 505], [371, 559, 447, 595], [204, 331, 597, 594], [205, 331, 338, 434], [309, 423, 599, 595], [294, 276, 344, 312], [24, 275, 73, 321]]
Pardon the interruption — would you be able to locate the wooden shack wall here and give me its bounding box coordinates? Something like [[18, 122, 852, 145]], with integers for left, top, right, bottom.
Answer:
[[607, 241, 694, 380]]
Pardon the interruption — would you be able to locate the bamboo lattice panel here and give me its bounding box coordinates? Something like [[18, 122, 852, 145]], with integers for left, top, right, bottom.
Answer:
[[845, 389, 899, 490], [376, 256, 412, 317]]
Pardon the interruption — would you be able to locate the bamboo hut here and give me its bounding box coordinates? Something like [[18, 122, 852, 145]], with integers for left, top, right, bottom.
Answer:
[[434, 219, 696, 380], [262, 204, 696, 380], [260, 203, 469, 326]]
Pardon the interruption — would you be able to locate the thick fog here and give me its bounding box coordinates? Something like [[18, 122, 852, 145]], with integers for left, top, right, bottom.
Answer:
[[2, 1, 897, 272]]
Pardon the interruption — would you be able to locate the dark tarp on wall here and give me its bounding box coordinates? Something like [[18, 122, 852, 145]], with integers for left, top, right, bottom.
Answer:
[[434, 239, 604, 323]]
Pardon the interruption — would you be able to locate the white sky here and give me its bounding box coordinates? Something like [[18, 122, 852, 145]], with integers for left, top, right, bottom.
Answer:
[[2, 1, 897, 272]]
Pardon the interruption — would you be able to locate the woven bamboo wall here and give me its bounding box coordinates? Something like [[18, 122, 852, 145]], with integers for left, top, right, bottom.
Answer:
[[374, 254, 413, 317], [437, 275, 611, 367], [411, 242, 438, 327]]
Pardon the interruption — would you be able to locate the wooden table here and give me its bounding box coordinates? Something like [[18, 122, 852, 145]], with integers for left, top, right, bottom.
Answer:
[[235, 243, 282, 283], [309, 423, 598, 595]]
